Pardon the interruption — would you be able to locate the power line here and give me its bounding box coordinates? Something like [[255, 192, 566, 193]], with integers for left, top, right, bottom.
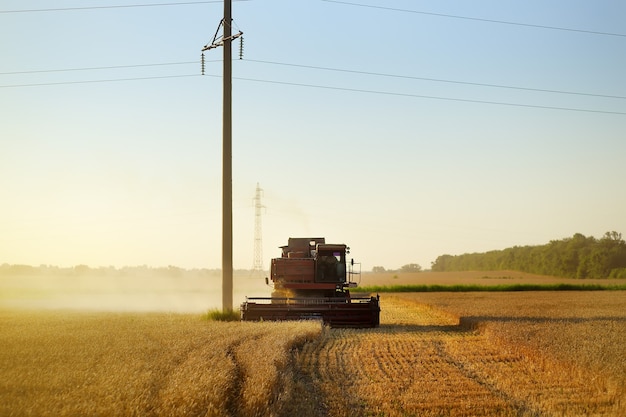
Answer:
[[231, 75, 626, 116], [0, 1, 249, 14], [321, 0, 626, 38], [1, 67, 624, 116], [0, 74, 199, 88], [0, 61, 198, 75], [3, 58, 624, 101], [245, 59, 626, 101]]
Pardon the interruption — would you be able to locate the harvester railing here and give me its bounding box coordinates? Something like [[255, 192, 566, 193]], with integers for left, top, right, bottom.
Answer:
[[243, 296, 375, 304]]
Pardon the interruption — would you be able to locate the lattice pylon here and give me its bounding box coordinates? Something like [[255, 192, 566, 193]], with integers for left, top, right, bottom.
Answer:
[[252, 183, 265, 271]]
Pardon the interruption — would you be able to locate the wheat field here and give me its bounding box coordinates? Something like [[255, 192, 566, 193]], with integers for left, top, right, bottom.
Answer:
[[2, 291, 625, 416], [0, 311, 321, 417], [358, 270, 620, 287], [295, 292, 626, 416], [400, 292, 626, 394]]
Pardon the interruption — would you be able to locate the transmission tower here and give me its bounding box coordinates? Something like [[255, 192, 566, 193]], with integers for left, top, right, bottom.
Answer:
[[252, 183, 265, 271]]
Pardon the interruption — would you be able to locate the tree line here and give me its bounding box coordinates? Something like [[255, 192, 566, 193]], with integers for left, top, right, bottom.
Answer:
[[371, 264, 423, 274], [431, 231, 626, 279], [0, 264, 229, 278]]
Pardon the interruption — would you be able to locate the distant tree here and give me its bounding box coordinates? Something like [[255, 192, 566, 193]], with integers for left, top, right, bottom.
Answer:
[[431, 255, 453, 272], [372, 266, 386, 273], [167, 265, 183, 277], [73, 264, 91, 275], [400, 263, 422, 273], [0, 264, 36, 276]]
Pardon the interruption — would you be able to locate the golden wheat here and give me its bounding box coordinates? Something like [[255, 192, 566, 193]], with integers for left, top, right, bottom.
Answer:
[[3, 291, 624, 416], [0, 310, 321, 417], [360, 270, 618, 287]]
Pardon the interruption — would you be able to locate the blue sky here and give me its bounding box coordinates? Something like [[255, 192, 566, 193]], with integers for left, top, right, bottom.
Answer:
[[1, 0, 625, 271]]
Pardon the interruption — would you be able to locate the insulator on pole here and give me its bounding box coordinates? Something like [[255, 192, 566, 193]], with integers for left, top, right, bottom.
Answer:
[[239, 36, 244, 60], [201, 53, 205, 75]]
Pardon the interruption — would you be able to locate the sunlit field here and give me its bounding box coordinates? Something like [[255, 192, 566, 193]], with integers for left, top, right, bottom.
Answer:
[[2, 269, 625, 416], [0, 311, 321, 417], [399, 291, 626, 387], [295, 291, 626, 416], [359, 270, 621, 287]]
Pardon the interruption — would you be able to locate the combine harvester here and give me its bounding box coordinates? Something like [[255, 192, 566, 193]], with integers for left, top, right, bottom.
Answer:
[[241, 237, 380, 328]]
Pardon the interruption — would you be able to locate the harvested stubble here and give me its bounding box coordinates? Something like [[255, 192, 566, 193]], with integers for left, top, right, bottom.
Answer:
[[399, 292, 626, 381], [294, 293, 625, 416], [0, 310, 321, 417]]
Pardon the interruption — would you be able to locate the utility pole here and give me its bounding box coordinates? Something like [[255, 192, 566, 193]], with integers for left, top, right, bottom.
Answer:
[[222, 0, 233, 311], [201, 0, 242, 312]]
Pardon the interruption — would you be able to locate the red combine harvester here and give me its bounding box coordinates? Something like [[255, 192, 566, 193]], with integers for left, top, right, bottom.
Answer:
[[241, 237, 380, 328]]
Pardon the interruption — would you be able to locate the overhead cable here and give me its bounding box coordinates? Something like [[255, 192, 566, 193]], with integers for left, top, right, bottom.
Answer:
[[0, 74, 199, 88], [0, 1, 249, 14], [245, 59, 626, 101], [0, 62, 198, 75], [1, 68, 623, 116], [3, 58, 623, 101], [230, 75, 626, 116], [322, 0, 626, 38]]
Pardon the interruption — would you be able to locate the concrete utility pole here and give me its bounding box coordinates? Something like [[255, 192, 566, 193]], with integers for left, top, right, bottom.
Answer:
[[202, 1, 242, 312], [222, 0, 233, 311]]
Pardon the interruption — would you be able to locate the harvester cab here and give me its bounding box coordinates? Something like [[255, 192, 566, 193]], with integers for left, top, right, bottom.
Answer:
[[241, 237, 380, 328]]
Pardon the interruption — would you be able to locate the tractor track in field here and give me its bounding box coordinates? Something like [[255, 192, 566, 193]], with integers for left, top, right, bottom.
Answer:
[[224, 340, 247, 417], [431, 339, 541, 417], [224, 332, 270, 417], [292, 296, 620, 416]]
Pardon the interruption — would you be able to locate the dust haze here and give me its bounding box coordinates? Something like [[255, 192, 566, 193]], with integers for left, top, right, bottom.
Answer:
[[0, 265, 271, 312]]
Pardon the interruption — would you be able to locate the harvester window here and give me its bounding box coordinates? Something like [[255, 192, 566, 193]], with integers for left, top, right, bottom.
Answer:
[[316, 251, 346, 283]]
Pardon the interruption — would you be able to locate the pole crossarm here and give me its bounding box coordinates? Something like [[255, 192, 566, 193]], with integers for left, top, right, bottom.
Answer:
[[202, 30, 243, 52]]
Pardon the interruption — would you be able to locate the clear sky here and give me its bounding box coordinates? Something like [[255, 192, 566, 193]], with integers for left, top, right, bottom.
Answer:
[[1, 0, 625, 271]]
